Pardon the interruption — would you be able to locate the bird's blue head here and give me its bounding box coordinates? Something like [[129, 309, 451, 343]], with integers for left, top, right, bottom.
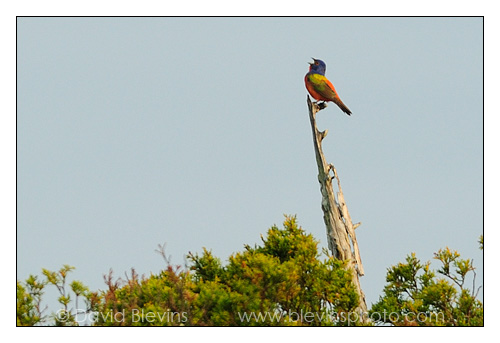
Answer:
[[308, 58, 327, 75]]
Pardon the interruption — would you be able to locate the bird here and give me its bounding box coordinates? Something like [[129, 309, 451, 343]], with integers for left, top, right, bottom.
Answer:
[[304, 58, 352, 115]]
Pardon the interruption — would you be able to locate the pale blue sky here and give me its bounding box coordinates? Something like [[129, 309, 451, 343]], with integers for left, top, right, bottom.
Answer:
[[17, 17, 483, 311]]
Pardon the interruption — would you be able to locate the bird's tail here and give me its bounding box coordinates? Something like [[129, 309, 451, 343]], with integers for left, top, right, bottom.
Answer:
[[333, 98, 352, 116]]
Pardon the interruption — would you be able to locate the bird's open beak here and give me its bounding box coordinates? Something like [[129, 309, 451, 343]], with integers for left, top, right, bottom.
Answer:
[[308, 57, 316, 65]]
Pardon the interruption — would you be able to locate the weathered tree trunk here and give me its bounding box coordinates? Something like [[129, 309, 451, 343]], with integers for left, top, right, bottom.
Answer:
[[306, 95, 368, 321]]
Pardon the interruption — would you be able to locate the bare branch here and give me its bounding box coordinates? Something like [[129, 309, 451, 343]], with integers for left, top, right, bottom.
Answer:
[[306, 95, 367, 321]]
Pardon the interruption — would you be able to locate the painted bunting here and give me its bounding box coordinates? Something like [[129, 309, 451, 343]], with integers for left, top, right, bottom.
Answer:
[[304, 58, 352, 115]]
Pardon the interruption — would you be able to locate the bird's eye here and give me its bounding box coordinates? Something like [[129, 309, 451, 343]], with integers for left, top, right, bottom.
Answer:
[[314, 61, 319, 65]]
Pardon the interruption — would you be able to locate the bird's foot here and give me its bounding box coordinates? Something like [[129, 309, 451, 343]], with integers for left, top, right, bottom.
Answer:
[[317, 101, 328, 110]]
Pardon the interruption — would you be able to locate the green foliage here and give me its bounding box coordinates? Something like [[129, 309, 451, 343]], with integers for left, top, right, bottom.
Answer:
[[17, 265, 97, 326], [96, 267, 191, 326], [370, 247, 483, 326], [17, 275, 46, 326], [19, 216, 482, 326], [94, 215, 360, 326]]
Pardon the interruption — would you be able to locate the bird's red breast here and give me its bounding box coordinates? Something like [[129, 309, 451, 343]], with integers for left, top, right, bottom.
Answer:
[[304, 73, 339, 102]]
